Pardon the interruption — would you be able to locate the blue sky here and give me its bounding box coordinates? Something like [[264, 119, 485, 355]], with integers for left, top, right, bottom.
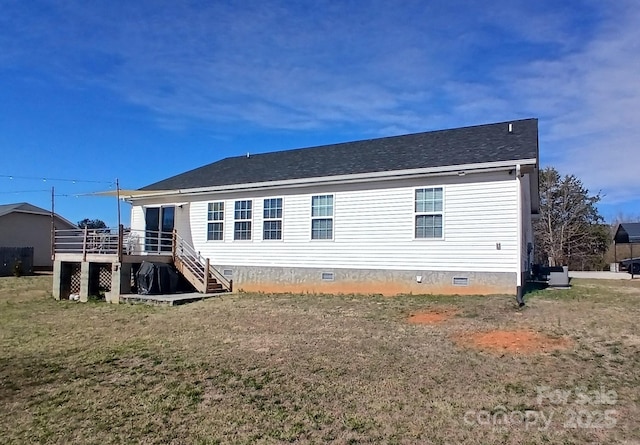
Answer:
[[1, 0, 639, 226]]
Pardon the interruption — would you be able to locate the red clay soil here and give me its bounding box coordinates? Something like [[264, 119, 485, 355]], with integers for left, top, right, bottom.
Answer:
[[407, 309, 457, 324], [456, 330, 573, 354]]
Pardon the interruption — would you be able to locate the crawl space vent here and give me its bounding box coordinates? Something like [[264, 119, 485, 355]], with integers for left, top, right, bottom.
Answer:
[[452, 277, 469, 286], [321, 272, 335, 281], [222, 269, 233, 277]]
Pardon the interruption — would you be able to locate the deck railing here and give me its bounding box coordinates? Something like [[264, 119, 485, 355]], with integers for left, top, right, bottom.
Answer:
[[53, 226, 174, 259]]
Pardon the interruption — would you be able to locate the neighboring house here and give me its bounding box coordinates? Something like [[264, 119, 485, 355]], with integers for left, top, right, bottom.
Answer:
[[124, 118, 540, 298], [613, 222, 640, 275], [0, 203, 76, 269]]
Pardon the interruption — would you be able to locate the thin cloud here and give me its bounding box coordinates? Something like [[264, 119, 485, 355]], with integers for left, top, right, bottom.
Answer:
[[501, 0, 640, 203]]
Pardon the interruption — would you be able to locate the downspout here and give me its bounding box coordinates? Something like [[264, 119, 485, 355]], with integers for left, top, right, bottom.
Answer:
[[515, 164, 525, 307]]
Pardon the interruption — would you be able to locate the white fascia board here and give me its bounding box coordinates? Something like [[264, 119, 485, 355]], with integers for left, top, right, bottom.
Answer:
[[126, 158, 537, 202]]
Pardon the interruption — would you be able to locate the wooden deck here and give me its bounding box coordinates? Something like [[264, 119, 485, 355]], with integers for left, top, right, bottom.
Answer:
[[52, 226, 232, 302]]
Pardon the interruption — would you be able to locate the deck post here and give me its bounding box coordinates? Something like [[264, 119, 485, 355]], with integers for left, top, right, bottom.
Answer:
[[118, 224, 124, 262], [79, 261, 90, 302], [52, 260, 62, 300], [204, 257, 210, 293], [82, 226, 88, 261]]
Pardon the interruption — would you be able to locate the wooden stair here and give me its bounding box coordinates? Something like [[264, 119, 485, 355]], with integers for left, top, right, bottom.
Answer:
[[172, 235, 232, 294]]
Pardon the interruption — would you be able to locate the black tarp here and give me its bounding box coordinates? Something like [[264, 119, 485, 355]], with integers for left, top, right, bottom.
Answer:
[[136, 261, 179, 295]]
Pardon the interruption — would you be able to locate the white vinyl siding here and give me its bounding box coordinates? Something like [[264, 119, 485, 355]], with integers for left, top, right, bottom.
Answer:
[[134, 171, 521, 274], [131, 205, 145, 234]]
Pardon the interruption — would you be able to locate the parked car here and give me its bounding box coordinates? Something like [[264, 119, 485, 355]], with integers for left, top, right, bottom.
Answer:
[[619, 257, 640, 275]]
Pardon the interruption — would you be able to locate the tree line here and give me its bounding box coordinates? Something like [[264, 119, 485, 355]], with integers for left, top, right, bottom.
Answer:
[[534, 166, 637, 271]]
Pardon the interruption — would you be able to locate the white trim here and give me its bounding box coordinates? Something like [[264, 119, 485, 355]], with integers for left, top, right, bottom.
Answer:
[[262, 196, 284, 241], [233, 199, 253, 241], [310, 193, 334, 241], [413, 186, 445, 240], [125, 159, 537, 201], [206, 201, 225, 242]]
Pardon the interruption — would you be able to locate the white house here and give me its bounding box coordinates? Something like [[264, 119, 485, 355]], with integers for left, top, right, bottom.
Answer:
[[124, 118, 539, 300]]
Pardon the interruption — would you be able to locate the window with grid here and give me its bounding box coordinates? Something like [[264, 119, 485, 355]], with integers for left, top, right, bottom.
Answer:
[[207, 202, 224, 241], [415, 187, 443, 238], [311, 195, 333, 240], [234, 200, 252, 240], [263, 198, 283, 240]]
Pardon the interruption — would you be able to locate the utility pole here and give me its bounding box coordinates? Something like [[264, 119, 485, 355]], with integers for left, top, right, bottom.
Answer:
[[116, 178, 121, 229], [50, 186, 55, 261], [116, 178, 123, 261]]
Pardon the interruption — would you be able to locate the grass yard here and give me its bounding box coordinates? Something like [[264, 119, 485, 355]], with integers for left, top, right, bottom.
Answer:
[[1, 276, 639, 444]]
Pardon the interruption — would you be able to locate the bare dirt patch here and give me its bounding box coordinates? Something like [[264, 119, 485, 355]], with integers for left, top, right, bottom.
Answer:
[[407, 309, 457, 324], [456, 329, 573, 354]]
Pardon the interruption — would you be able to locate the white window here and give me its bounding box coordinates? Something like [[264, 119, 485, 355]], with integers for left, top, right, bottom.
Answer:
[[207, 202, 224, 241], [415, 187, 443, 238], [234, 200, 252, 240], [311, 194, 333, 240], [263, 198, 283, 240]]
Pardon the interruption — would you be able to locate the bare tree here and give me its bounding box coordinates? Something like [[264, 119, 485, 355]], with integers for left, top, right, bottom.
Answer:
[[534, 167, 606, 269]]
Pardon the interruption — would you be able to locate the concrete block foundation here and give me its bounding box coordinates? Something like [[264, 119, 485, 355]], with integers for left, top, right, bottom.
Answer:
[[214, 265, 516, 296], [54, 259, 134, 303]]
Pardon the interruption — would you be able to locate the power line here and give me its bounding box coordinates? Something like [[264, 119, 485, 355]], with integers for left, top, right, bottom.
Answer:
[[0, 174, 114, 185], [54, 194, 103, 198], [0, 189, 50, 194]]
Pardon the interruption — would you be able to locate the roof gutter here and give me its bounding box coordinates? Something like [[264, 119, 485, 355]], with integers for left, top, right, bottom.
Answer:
[[125, 158, 537, 201]]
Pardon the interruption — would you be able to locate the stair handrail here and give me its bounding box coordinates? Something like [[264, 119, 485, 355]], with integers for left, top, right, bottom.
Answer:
[[173, 233, 232, 292]]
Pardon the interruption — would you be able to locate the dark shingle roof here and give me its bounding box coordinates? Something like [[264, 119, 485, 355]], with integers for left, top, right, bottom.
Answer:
[[0, 202, 77, 227], [614, 223, 640, 244], [0, 202, 51, 218], [141, 118, 538, 191]]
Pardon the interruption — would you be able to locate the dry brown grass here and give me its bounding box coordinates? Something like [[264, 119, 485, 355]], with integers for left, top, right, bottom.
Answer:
[[1, 275, 639, 444]]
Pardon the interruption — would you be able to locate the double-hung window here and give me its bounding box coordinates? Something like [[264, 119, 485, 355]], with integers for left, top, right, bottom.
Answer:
[[207, 202, 224, 241], [415, 187, 443, 238], [263, 198, 283, 240], [311, 194, 333, 240], [234, 200, 252, 240]]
